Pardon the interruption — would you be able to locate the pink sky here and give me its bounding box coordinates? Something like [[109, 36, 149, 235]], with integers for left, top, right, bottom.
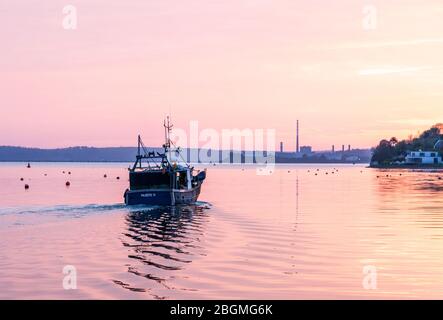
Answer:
[[2, 0, 443, 150]]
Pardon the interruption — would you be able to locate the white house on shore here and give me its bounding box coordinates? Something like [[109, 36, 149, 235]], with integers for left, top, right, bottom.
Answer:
[[405, 151, 443, 164]]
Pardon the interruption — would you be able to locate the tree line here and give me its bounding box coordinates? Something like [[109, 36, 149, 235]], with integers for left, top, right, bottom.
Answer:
[[371, 124, 443, 164]]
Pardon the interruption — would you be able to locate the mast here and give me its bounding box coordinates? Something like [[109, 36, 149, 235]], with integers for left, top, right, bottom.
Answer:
[[164, 116, 173, 161], [137, 135, 141, 168]]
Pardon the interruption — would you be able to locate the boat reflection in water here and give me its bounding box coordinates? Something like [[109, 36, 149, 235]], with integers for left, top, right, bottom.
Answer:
[[115, 203, 211, 299]]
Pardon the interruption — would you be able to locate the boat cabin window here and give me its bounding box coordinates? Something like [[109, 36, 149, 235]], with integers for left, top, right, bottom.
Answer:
[[129, 171, 171, 190], [175, 171, 187, 189]]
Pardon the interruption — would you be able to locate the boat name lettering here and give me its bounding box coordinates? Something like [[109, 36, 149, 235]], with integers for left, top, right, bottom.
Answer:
[[141, 193, 156, 198]]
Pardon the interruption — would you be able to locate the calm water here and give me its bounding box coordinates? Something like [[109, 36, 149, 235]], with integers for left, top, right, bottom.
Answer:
[[1, 162, 443, 299]]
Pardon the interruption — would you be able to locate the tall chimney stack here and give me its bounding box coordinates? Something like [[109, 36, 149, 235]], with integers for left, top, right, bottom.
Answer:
[[342, 145, 345, 153], [348, 144, 351, 152], [296, 120, 299, 153], [332, 145, 335, 153], [280, 141, 283, 153]]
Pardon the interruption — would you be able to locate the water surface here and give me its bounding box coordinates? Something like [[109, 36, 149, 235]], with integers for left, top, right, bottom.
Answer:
[[1, 162, 443, 299]]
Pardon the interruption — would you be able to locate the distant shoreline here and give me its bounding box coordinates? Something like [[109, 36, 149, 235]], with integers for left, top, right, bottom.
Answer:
[[0, 160, 369, 165], [369, 164, 443, 169], [0, 160, 133, 163], [0, 145, 372, 164]]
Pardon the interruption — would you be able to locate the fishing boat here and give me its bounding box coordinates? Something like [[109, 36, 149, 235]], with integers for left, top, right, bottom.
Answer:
[[124, 118, 206, 206]]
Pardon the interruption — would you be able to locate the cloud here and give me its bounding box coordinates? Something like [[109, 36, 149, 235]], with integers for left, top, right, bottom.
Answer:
[[384, 118, 440, 126], [358, 66, 428, 76], [341, 38, 443, 50]]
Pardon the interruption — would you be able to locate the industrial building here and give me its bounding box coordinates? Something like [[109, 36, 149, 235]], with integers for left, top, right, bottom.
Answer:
[[299, 146, 312, 154], [274, 120, 370, 162]]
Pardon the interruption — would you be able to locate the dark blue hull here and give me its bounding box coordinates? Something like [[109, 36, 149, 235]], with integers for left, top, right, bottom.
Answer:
[[125, 184, 202, 206]]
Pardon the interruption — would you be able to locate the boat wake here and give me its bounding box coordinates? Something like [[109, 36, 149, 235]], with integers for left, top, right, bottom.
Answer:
[[0, 202, 212, 231], [0, 203, 128, 216], [0, 202, 212, 217]]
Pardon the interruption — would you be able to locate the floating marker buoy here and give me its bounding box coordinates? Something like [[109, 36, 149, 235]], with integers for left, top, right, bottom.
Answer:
[[27, 163, 31, 168], [116, 176, 120, 180], [104, 174, 107, 178], [20, 178, 24, 181], [62, 171, 65, 174], [68, 172, 71, 175], [66, 181, 70, 186], [24, 184, 29, 189]]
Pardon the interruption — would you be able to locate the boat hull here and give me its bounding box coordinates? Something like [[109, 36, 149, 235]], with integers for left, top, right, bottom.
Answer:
[[125, 185, 202, 206]]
